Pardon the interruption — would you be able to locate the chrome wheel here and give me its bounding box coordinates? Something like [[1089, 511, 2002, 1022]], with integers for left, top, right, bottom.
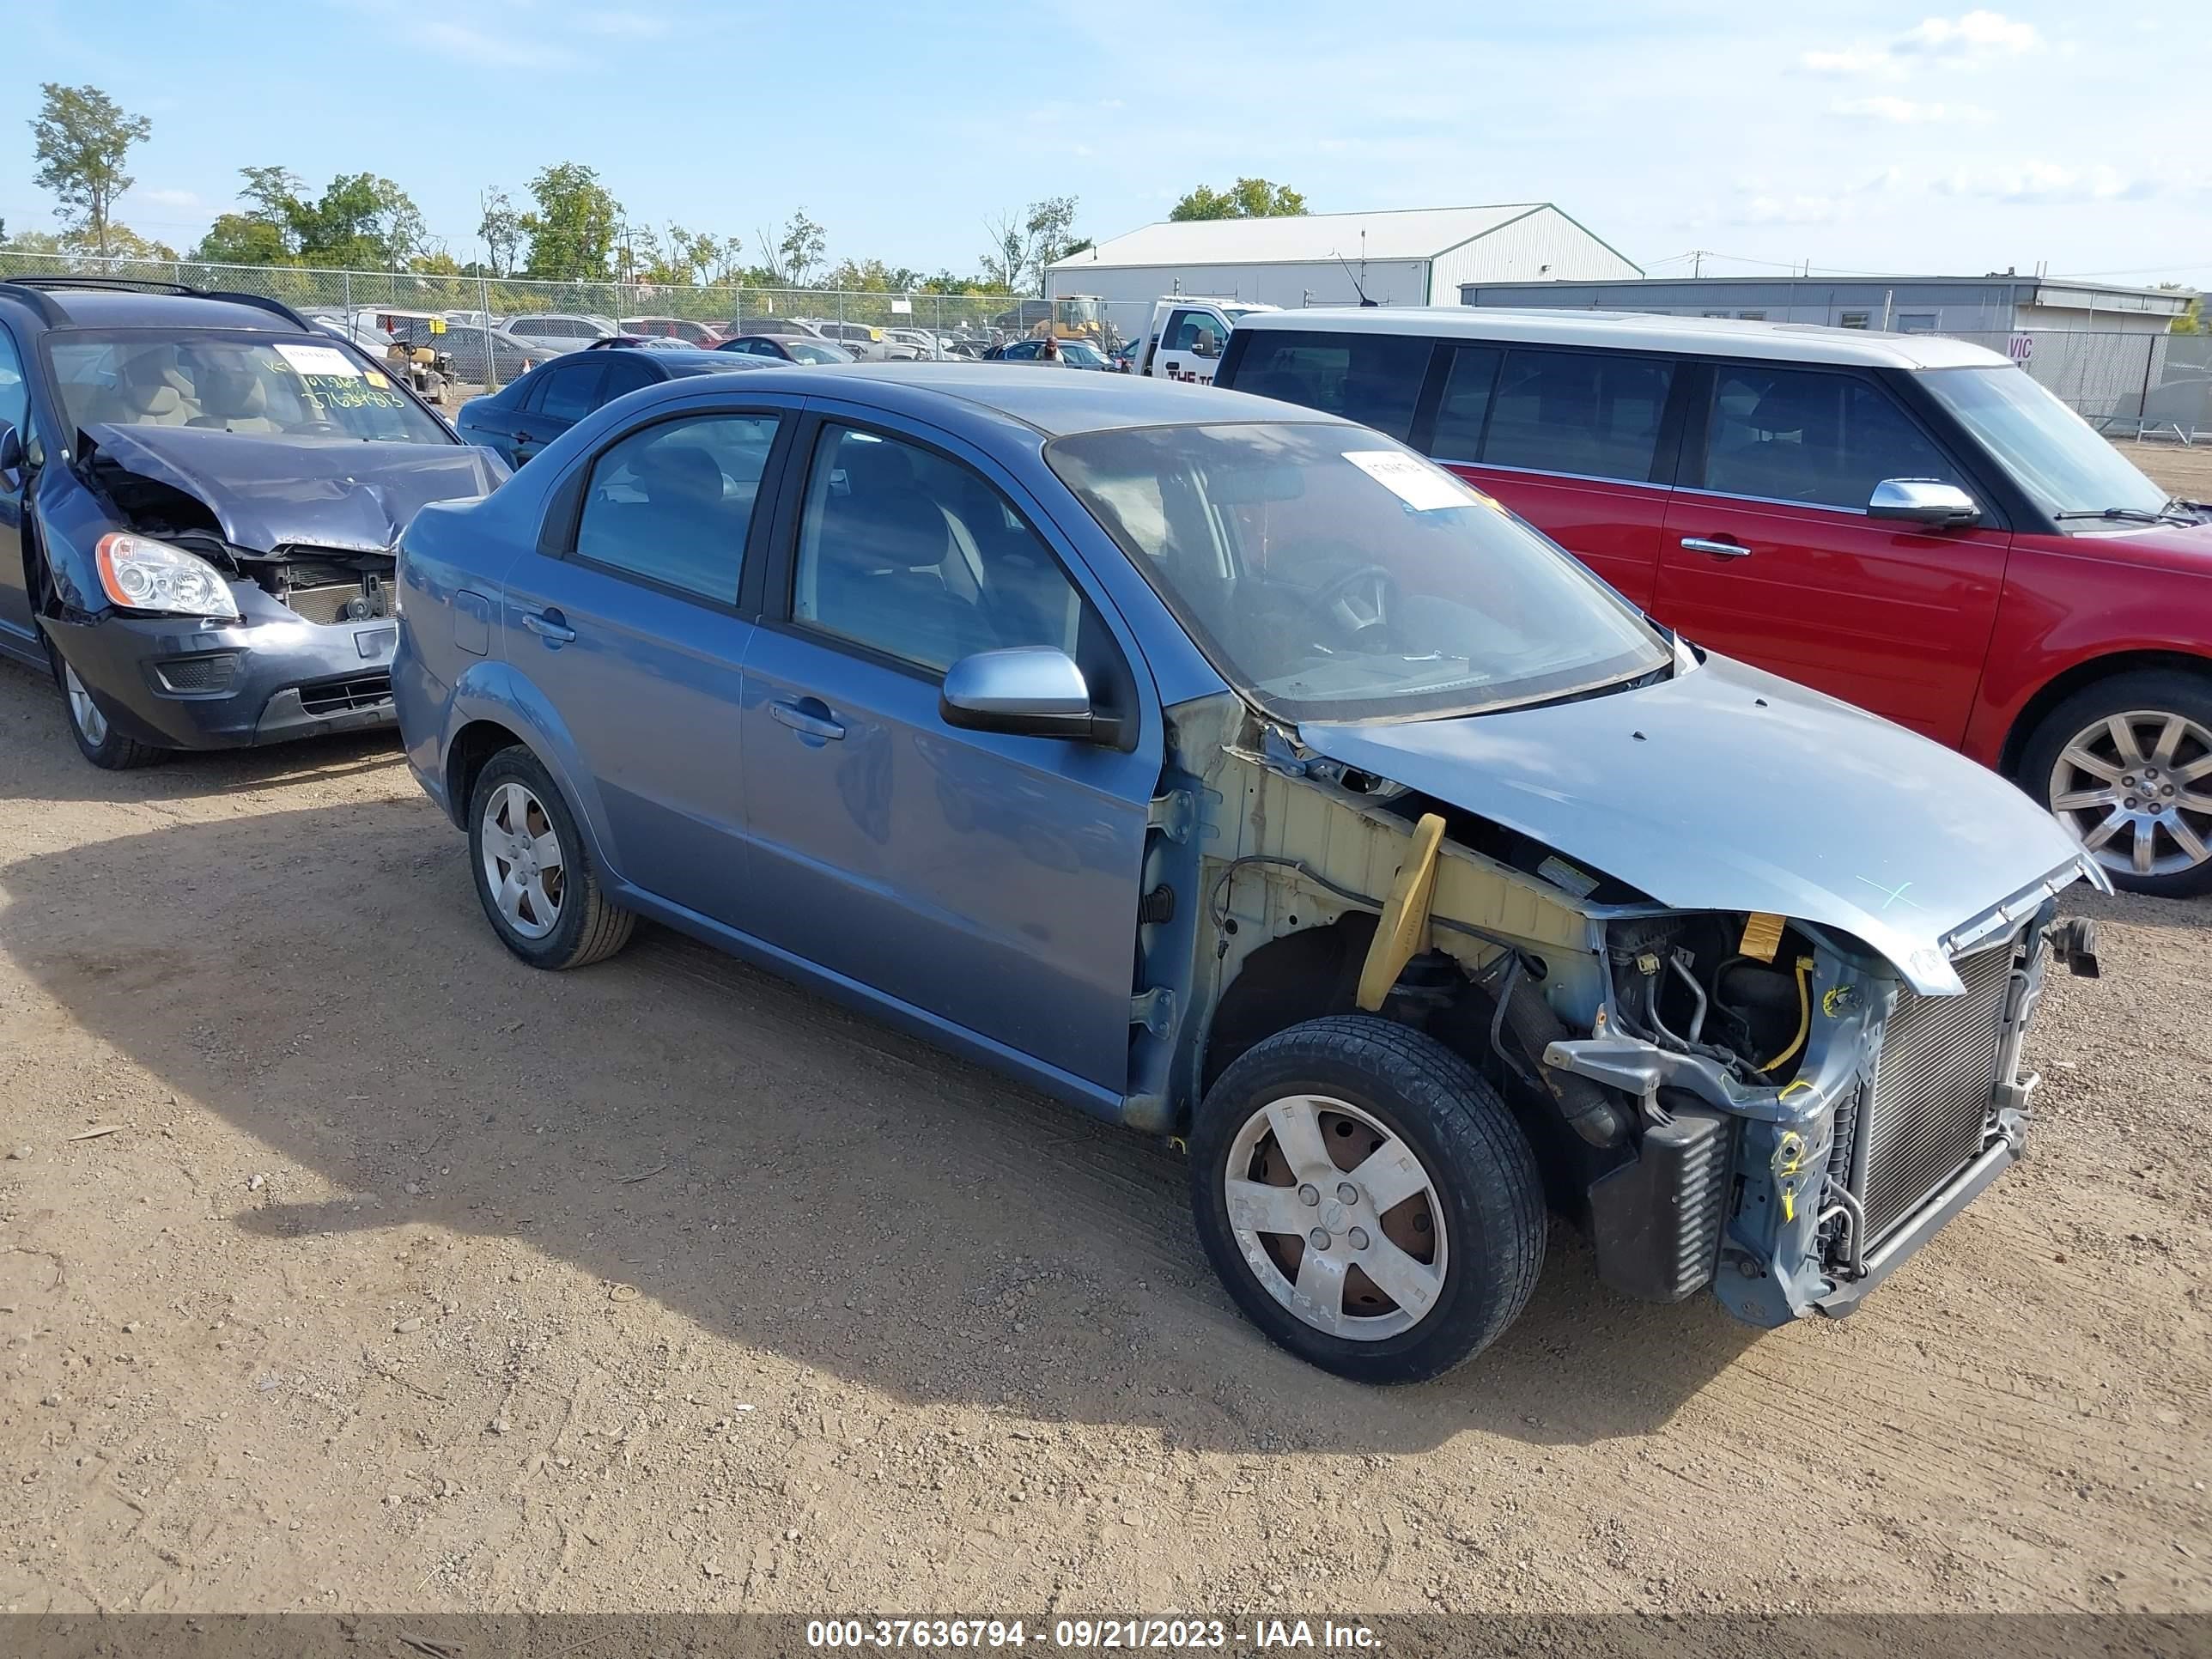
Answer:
[[1222, 1093, 1448, 1341], [63, 663, 109, 745], [2047, 709, 2212, 881], [478, 780, 567, 939]]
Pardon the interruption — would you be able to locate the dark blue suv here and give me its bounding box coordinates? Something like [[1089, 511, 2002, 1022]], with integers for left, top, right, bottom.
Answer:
[[0, 276, 505, 769]]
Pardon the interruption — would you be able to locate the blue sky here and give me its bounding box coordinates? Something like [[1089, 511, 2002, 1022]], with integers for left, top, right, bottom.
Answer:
[[5, 1, 2206, 289]]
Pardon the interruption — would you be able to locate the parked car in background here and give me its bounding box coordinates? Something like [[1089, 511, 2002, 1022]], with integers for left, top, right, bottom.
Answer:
[[1127, 297, 1277, 383], [392, 363, 2105, 1383], [884, 327, 949, 361], [0, 277, 506, 769], [453, 346, 772, 467], [584, 334, 699, 351], [504, 313, 617, 355], [618, 315, 725, 346], [716, 335, 855, 365], [800, 319, 889, 359], [1217, 307, 2212, 896], [983, 337, 1112, 370], [437, 323, 546, 390], [727, 316, 825, 341]]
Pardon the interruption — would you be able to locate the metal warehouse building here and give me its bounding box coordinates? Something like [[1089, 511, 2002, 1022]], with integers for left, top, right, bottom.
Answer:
[[1454, 273, 2191, 336], [1046, 204, 1641, 313]]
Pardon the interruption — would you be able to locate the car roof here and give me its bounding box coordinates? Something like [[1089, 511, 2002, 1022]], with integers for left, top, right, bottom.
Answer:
[[1234, 305, 2014, 370], [746, 362, 1343, 436], [0, 283, 308, 333]]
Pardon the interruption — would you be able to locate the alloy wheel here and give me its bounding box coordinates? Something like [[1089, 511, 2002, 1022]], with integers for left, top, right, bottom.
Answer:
[[479, 780, 568, 939], [63, 663, 109, 746], [1222, 1093, 1449, 1341], [2047, 709, 2212, 881]]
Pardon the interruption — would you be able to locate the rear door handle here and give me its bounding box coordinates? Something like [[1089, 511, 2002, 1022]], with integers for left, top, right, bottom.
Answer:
[[521, 609, 576, 644], [770, 700, 846, 742], [1680, 536, 1753, 559]]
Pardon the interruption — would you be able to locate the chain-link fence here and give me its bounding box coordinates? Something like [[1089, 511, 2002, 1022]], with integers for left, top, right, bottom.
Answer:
[[0, 247, 1146, 394], [1941, 330, 2212, 442]]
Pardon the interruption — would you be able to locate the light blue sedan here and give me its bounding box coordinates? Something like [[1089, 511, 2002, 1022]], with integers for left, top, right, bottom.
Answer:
[[393, 365, 2100, 1382]]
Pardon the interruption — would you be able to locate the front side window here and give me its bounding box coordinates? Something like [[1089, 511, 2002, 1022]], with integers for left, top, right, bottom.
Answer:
[[1048, 422, 1669, 723], [47, 330, 452, 444], [1167, 310, 1227, 356], [1918, 364, 2170, 521], [1224, 329, 1431, 441], [0, 323, 29, 437], [1482, 349, 1673, 482], [572, 413, 781, 603], [1701, 366, 1960, 511], [793, 424, 1083, 674]]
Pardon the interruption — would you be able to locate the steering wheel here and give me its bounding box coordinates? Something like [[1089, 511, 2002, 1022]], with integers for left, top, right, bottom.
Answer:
[[1311, 562, 1398, 640]]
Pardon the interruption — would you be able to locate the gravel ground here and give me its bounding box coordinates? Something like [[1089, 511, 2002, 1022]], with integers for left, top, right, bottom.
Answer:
[[1, 485, 2209, 1620]]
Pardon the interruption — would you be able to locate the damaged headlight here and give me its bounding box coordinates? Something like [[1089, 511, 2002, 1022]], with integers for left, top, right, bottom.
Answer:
[[95, 532, 240, 623]]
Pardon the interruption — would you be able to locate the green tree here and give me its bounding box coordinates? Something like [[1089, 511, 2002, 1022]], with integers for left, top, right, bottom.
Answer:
[[520, 162, 623, 282], [823, 256, 926, 293], [192, 212, 289, 265], [748, 209, 825, 289], [191, 167, 429, 269], [979, 197, 1085, 295], [1169, 178, 1307, 222], [477, 186, 525, 276], [29, 82, 153, 257]]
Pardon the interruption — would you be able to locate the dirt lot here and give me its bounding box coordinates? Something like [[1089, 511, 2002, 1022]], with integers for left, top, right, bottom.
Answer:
[[2116, 437, 2212, 502], [3, 533, 2210, 1618]]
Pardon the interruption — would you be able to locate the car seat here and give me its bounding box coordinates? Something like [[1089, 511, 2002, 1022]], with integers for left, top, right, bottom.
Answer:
[[83, 352, 196, 428], [186, 366, 284, 434]]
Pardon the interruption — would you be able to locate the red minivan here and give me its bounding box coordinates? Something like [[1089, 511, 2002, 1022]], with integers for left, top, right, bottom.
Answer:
[[1216, 308, 2212, 897]]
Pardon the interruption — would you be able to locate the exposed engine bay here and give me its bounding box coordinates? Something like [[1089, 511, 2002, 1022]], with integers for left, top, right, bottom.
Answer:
[[1138, 696, 2102, 1331]]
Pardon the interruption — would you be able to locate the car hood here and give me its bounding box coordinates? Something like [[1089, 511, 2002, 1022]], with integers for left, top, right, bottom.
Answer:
[[1297, 653, 2107, 996], [83, 424, 508, 556]]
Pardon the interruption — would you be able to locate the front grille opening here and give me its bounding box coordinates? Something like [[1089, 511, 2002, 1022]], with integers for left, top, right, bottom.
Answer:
[[261, 550, 395, 628], [154, 653, 240, 694], [297, 672, 393, 717], [1856, 941, 2016, 1243]]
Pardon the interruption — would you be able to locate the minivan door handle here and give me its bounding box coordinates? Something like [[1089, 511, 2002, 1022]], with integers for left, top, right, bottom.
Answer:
[[521, 609, 577, 644], [769, 699, 846, 742], [1680, 536, 1753, 559]]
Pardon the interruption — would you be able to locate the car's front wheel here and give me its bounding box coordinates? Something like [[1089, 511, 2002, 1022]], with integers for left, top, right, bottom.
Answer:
[[52, 645, 165, 770], [467, 745, 635, 969], [2022, 671, 2212, 898], [1188, 1016, 1545, 1384]]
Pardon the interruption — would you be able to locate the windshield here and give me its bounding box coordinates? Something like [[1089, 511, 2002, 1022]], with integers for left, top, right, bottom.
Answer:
[[1048, 422, 1671, 721], [1918, 365, 2172, 521], [49, 330, 452, 446]]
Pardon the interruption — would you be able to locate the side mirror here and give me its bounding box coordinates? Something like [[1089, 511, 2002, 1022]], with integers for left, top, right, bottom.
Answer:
[[1191, 337, 1219, 359], [0, 422, 22, 475], [940, 647, 1119, 744], [1868, 477, 1980, 528]]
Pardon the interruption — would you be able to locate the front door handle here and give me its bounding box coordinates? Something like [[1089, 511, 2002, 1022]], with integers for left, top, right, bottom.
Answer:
[[770, 699, 846, 742], [1680, 536, 1753, 559], [521, 609, 577, 644]]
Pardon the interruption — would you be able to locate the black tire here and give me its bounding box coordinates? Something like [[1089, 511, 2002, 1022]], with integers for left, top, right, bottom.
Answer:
[[48, 637, 166, 771], [466, 745, 635, 969], [2019, 669, 2212, 899], [1188, 1015, 1545, 1385]]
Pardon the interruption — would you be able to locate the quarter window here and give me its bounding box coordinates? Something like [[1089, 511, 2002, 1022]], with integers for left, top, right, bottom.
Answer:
[[597, 356, 659, 400], [1482, 349, 1674, 483], [793, 424, 1084, 674], [571, 413, 780, 603], [1700, 366, 1961, 512], [536, 362, 605, 422], [1224, 329, 1431, 441]]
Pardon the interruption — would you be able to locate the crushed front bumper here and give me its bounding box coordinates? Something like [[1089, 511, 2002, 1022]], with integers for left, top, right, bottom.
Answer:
[[46, 611, 399, 750]]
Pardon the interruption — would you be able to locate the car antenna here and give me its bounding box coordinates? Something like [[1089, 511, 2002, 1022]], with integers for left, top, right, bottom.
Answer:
[[1334, 235, 1378, 307]]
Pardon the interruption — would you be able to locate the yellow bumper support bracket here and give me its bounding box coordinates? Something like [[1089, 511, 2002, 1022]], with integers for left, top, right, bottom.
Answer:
[[1356, 812, 1447, 1012]]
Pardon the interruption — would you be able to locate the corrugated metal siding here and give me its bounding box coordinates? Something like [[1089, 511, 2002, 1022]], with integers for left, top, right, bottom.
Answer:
[[1055, 205, 1540, 269], [1049, 259, 1431, 311], [1429, 208, 1642, 296]]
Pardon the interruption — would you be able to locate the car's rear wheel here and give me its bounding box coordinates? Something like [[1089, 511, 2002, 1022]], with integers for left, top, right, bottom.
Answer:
[[2022, 671, 2212, 897], [52, 647, 165, 771], [466, 745, 635, 969], [1188, 1016, 1545, 1385]]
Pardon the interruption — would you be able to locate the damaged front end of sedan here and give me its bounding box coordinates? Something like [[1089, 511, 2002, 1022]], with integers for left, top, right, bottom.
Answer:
[[1133, 656, 2108, 1332]]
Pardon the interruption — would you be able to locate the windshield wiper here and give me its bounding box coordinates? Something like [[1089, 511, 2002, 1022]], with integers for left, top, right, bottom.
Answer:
[[2053, 505, 2195, 526]]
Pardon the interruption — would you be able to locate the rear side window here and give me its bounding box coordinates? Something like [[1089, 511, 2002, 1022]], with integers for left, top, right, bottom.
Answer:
[[598, 356, 659, 400], [1224, 329, 1431, 441], [1483, 349, 1674, 483], [573, 413, 781, 603], [1426, 344, 1503, 461], [537, 362, 605, 422], [1700, 366, 1962, 512]]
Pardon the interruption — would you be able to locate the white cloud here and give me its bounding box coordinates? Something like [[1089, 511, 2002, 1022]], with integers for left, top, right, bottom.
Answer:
[[1935, 162, 2152, 204], [1801, 10, 2041, 78], [143, 188, 204, 209], [577, 9, 670, 37], [1895, 9, 2042, 56], [1830, 94, 1992, 124]]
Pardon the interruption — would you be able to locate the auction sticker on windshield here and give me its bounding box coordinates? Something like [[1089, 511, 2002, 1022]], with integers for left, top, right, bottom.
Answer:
[[1343, 449, 1483, 511], [274, 342, 362, 378]]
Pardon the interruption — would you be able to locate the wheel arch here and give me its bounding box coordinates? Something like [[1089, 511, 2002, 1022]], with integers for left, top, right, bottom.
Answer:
[[2001, 648, 2212, 778], [446, 717, 528, 830], [1200, 914, 1378, 1098]]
